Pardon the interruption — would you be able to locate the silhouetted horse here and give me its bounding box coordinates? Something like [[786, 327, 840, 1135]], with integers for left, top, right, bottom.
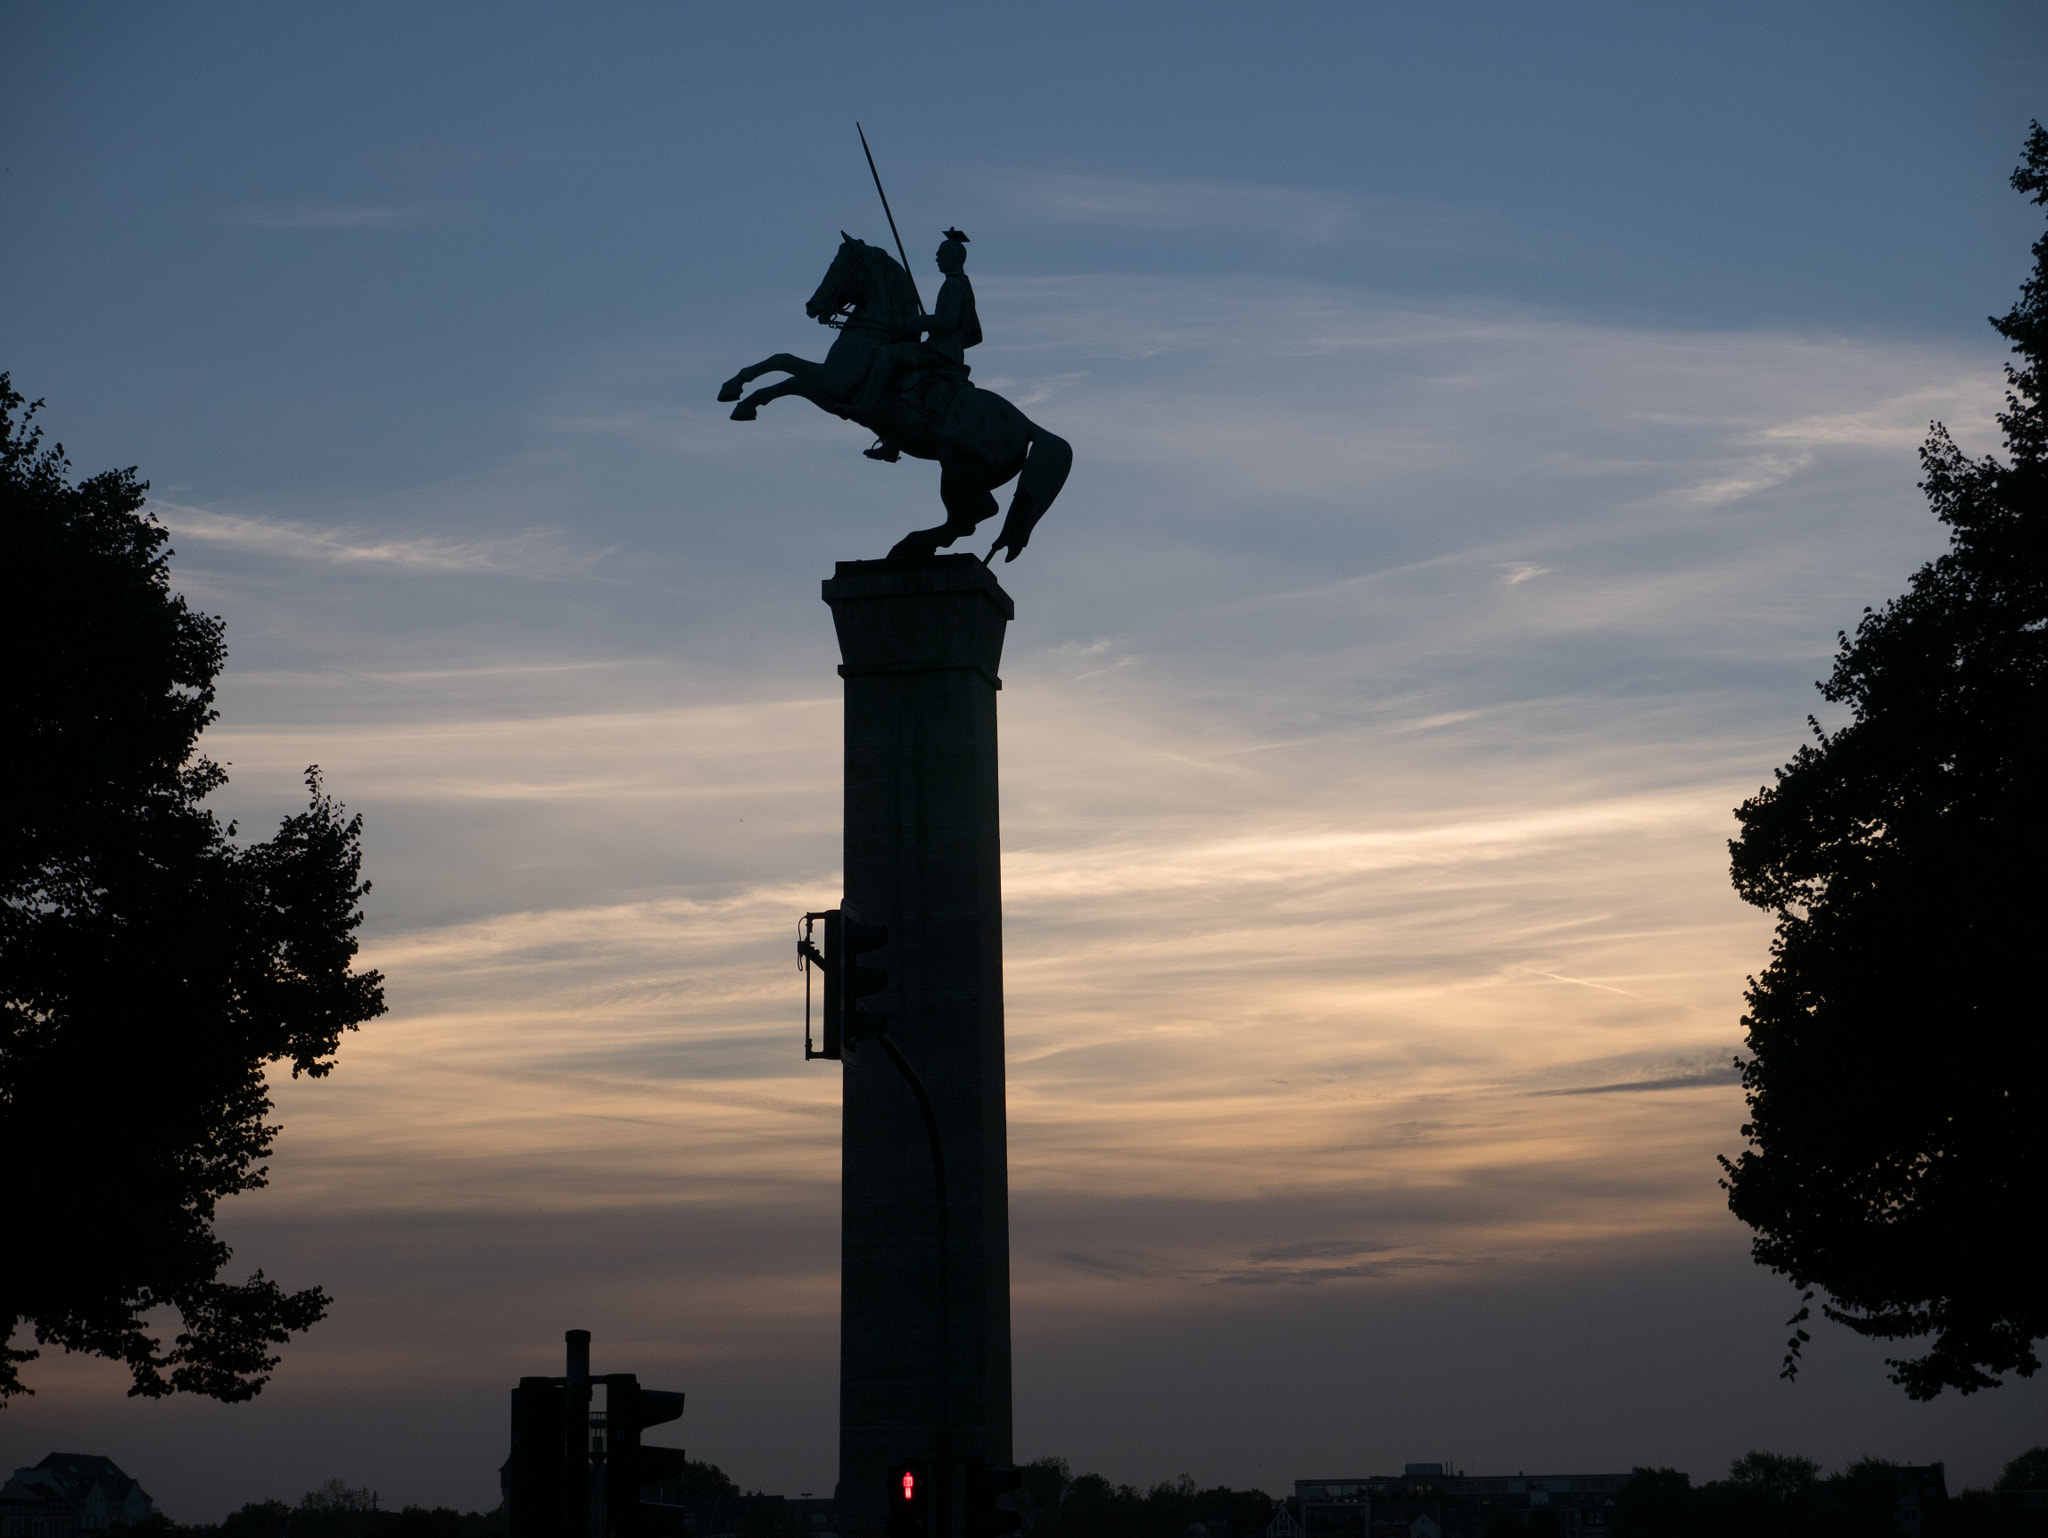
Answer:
[[717, 235, 1072, 562]]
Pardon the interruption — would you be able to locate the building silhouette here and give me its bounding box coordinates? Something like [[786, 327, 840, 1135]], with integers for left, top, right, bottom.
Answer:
[[1298, 1467, 1632, 1538], [1, 1455, 156, 1538]]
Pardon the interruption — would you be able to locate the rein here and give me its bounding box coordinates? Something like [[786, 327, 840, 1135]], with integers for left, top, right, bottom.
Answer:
[[844, 312, 917, 337]]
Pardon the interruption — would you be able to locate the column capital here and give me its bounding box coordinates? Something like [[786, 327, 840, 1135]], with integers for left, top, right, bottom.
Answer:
[[824, 555, 1014, 691]]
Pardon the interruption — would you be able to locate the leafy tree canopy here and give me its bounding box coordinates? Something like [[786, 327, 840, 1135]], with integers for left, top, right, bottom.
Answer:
[[0, 374, 385, 1402], [1016, 1462, 1277, 1538], [289, 1482, 387, 1538], [219, 1501, 294, 1538], [664, 1461, 740, 1503], [1721, 125, 2048, 1397], [1998, 1448, 2048, 1492], [1613, 1455, 1978, 1538], [1725, 1453, 1822, 1503], [1612, 1469, 1703, 1538], [301, 1484, 383, 1516]]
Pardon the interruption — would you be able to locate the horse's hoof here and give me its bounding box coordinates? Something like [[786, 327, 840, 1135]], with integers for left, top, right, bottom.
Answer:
[[730, 403, 757, 421], [716, 379, 743, 402]]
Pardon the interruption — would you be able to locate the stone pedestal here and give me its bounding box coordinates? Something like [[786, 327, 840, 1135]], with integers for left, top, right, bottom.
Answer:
[[823, 555, 1013, 1538]]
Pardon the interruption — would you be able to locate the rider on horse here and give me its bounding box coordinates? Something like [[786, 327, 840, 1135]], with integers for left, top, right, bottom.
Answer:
[[716, 222, 1070, 563], [860, 228, 982, 462]]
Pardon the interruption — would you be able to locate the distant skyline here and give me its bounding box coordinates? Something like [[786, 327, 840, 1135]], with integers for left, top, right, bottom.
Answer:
[[4, 1, 2045, 1522]]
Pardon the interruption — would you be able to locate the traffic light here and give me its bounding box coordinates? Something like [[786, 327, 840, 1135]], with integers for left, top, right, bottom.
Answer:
[[799, 908, 893, 1059], [839, 912, 891, 1047], [886, 1461, 932, 1538], [966, 1461, 1024, 1538], [603, 1375, 688, 1538], [508, 1377, 567, 1538]]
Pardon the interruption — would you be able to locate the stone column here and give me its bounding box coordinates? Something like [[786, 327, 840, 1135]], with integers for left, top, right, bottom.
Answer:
[[823, 555, 1014, 1538]]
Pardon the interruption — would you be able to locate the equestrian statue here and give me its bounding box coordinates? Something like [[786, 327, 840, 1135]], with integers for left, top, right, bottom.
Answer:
[[717, 223, 1072, 563]]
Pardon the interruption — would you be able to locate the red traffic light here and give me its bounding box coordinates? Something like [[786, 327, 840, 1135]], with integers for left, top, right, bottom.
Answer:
[[888, 1462, 931, 1538]]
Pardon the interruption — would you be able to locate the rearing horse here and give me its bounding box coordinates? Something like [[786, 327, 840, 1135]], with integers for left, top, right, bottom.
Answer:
[[718, 235, 1072, 562]]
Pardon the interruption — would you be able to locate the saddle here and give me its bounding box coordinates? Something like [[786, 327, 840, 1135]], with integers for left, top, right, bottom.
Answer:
[[894, 363, 972, 420]]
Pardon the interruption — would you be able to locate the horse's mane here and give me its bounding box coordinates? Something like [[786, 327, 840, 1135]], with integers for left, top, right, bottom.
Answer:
[[853, 240, 920, 323]]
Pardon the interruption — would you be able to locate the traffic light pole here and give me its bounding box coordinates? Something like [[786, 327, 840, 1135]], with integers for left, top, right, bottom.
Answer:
[[506, 1331, 686, 1538], [566, 1330, 591, 1538]]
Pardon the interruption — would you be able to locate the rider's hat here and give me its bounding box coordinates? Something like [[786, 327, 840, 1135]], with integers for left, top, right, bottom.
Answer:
[[942, 227, 970, 243]]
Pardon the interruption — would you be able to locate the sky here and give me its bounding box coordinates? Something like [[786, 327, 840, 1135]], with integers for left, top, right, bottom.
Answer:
[[5, 0, 2048, 1521]]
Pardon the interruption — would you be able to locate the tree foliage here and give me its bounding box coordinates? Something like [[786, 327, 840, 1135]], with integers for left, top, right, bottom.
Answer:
[[663, 1461, 741, 1504], [1612, 1469, 1705, 1538], [1998, 1448, 2048, 1493], [209, 1495, 507, 1538], [0, 374, 385, 1401], [1611, 1456, 1957, 1538], [1721, 126, 2048, 1397], [1716, 1454, 1822, 1538], [1018, 1463, 1277, 1538], [218, 1502, 294, 1538]]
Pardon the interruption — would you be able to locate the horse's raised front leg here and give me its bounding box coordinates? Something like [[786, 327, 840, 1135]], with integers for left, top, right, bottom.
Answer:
[[717, 353, 825, 404], [730, 377, 806, 421], [733, 375, 859, 424]]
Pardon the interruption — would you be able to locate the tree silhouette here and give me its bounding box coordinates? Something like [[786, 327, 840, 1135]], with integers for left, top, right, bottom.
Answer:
[[218, 1503, 293, 1538], [1999, 1448, 2048, 1492], [1705, 1453, 1821, 1538], [290, 1482, 386, 1538], [1, 375, 384, 1401], [1015, 1464, 1286, 1538], [1722, 125, 2048, 1397], [1612, 1470, 1704, 1538]]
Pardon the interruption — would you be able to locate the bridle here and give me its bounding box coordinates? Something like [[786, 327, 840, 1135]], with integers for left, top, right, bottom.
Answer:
[[816, 247, 864, 330], [817, 244, 916, 334]]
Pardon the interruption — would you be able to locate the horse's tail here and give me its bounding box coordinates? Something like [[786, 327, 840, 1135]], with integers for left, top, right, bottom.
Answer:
[[985, 423, 1073, 564]]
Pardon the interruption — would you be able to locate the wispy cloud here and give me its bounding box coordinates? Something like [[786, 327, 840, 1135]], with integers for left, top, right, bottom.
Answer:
[[94, 269, 2032, 1496], [968, 277, 2002, 528], [1529, 1063, 1742, 1096], [1212, 1253, 1480, 1287], [168, 277, 1998, 1304], [1759, 386, 2000, 449], [1056, 1250, 1162, 1279], [155, 503, 611, 577], [993, 169, 1493, 250]]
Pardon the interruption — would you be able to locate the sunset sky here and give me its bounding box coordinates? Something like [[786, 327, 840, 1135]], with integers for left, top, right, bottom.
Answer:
[[5, 2, 2047, 1520]]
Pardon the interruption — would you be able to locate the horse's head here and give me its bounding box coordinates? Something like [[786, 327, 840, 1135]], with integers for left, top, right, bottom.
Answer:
[[806, 234, 867, 328]]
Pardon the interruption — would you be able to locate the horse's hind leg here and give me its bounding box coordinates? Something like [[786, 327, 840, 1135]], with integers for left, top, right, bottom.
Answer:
[[938, 464, 999, 544], [889, 464, 998, 557]]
